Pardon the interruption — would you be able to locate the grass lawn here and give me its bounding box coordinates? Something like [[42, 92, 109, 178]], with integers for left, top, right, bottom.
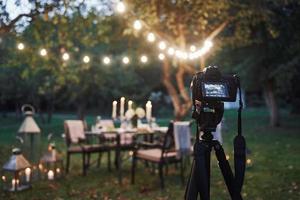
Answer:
[[0, 108, 299, 199]]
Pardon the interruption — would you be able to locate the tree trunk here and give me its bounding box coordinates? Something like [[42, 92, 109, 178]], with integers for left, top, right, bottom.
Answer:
[[263, 79, 280, 127]]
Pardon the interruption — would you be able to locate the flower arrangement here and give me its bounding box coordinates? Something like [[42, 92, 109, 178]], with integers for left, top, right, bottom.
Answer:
[[125, 107, 146, 127]]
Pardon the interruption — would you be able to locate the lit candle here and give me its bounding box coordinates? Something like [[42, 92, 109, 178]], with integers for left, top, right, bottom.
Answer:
[[48, 170, 54, 180], [146, 101, 152, 122], [112, 101, 117, 119], [120, 97, 125, 120], [128, 100, 133, 110], [12, 179, 16, 191], [25, 168, 31, 182], [56, 168, 61, 173]]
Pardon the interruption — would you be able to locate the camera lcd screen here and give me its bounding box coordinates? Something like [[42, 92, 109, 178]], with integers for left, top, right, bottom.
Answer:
[[202, 83, 229, 98]]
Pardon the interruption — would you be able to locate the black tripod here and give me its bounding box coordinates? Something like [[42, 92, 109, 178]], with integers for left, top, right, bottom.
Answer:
[[185, 129, 244, 200]]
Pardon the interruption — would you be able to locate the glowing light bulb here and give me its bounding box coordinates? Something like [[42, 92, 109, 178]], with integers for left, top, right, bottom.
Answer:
[[167, 47, 175, 55], [40, 48, 47, 56], [190, 45, 196, 52], [122, 56, 130, 64], [158, 41, 166, 50], [103, 56, 111, 65], [116, 1, 126, 13], [83, 55, 90, 63], [140, 55, 148, 63], [204, 40, 213, 49], [62, 52, 70, 61], [17, 43, 24, 50], [158, 53, 165, 60], [246, 159, 252, 165], [147, 32, 156, 42], [133, 20, 142, 30]]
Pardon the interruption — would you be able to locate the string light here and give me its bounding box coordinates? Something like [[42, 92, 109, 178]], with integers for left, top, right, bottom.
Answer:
[[140, 55, 148, 63], [158, 41, 166, 50], [83, 55, 90, 63], [116, 1, 126, 13], [103, 56, 111, 65], [147, 32, 156, 42], [122, 56, 130, 64], [40, 48, 47, 56], [190, 45, 196, 52], [62, 52, 70, 61], [167, 47, 175, 55], [158, 53, 165, 60], [133, 20, 142, 30], [17, 43, 25, 50]]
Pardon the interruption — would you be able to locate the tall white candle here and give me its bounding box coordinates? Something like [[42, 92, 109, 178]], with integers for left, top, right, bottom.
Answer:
[[48, 170, 54, 180], [146, 101, 152, 121], [25, 168, 31, 182], [12, 179, 16, 191], [120, 97, 125, 120], [128, 100, 133, 110], [112, 101, 117, 119]]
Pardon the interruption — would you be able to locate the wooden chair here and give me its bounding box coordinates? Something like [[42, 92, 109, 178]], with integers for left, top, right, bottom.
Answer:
[[64, 120, 111, 175], [131, 121, 191, 189]]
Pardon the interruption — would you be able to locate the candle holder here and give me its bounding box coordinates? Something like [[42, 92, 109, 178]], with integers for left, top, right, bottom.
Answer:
[[39, 143, 64, 180], [1, 148, 32, 192]]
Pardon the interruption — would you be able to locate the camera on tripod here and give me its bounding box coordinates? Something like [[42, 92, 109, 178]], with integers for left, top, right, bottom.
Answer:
[[191, 66, 238, 132], [185, 66, 246, 200]]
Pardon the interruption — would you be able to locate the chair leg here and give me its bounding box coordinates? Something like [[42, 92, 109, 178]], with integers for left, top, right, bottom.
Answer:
[[131, 156, 137, 184], [158, 163, 164, 190], [82, 153, 86, 176], [66, 152, 70, 174], [180, 159, 185, 186], [97, 152, 102, 168], [107, 151, 111, 171], [87, 153, 91, 169]]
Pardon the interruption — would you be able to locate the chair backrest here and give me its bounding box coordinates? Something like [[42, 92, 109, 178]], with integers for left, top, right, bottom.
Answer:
[[160, 122, 175, 154], [173, 121, 192, 156], [96, 119, 115, 130], [64, 120, 86, 146]]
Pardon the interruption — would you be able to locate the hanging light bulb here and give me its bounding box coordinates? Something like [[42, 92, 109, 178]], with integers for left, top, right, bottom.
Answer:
[[17, 43, 25, 50], [167, 47, 175, 55], [62, 52, 70, 61], [204, 40, 213, 49], [116, 1, 126, 13], [103, 56, 111, 65], [190, 45, 196, 52], [158, 53, 165, 60], [83, 55, 90, 63], [40, 48, 47, 56], [133, 20, 142, 30], [158, 41, 167, 50], [122, 56, 130, 64], [147, 32, 156, 42], [140, 55, 148, 63]]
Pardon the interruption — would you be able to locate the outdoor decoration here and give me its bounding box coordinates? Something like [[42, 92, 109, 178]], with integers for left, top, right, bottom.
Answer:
[[145, 101, 152, 123], [1, 148, 31, 192], [125, 107, 146, 128], [18, 104, 41, 164], [39, 143, 63, 180]]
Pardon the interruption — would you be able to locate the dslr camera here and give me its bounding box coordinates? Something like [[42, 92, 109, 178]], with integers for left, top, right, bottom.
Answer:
[[191, 66, 239, 132]]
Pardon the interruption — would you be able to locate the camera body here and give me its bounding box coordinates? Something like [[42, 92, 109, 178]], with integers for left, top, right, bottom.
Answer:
[[191, 66, 239, 131]]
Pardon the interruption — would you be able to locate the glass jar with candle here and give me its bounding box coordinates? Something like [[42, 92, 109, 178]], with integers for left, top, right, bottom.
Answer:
[[1, 148, 32, 192]]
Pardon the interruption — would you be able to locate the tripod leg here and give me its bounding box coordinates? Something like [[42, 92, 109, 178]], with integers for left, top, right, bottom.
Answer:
[[184, 159, 199, 200], [213, 141, 243, 200]]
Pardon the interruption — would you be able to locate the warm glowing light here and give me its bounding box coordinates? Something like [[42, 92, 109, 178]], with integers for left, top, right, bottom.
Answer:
[[140, 55, 148, 63], [246, 159, 252, 165], [204, 40, 213, 49], [158, 53, 165, 60], [103, 56, 111, 65], [158, 41, 166, 50], [17, 43, 25, 50], [226, 155, 230, 160], [133, 20, 142, 30], [129, 151, 134, 156], [83, 55, 90, 63], [190, 45, 196, 52], [56, 168, 61, 173], [1, 176, 6, 182], [122, 56, 130, 64], [116, 1, 126, 13], [62, 52, 70, 61], [167, 47, 175, 55], [147, 32, 156, 42], [40, 48, 47, 56], [38, 164, 43, 170]]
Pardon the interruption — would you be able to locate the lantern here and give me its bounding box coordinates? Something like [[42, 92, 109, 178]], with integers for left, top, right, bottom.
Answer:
[[1, 148, 32, 192], [39, 143, 63, 180], [18, 104, 41, 164]]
